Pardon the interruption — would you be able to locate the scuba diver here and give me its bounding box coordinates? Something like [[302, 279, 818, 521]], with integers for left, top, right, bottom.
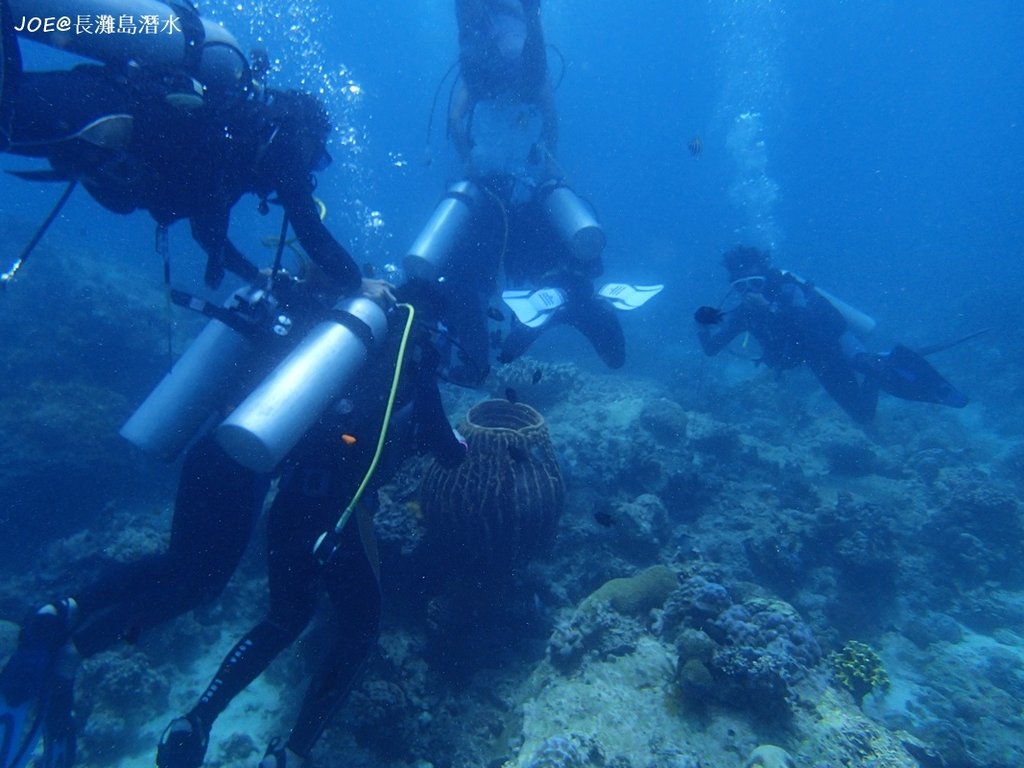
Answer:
[[403, 0, 629, 384], [1, 3, 432, 767], [154, 291, 466, 768], [0, 283, 467, 768], [694, 245, 968, 423], [0, 0, 384, 299]]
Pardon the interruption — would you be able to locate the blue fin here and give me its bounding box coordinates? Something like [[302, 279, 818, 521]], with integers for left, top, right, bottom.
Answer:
[[0, 688, 47, 768]]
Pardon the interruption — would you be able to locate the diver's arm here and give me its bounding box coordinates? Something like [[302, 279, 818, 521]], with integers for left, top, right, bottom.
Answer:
[[190, 207, 261, 287], [279, 187, 362, 295], [536, 81, 559, 161], [448, 80, 473, 166], [415, 378, 467, 468], [696, 308, 745, 356]]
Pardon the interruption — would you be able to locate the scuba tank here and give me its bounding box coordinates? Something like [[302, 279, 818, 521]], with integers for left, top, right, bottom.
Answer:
[[216, 296, 388, 473], [541, 183, 606, 265], [404, 180, 481, 281], [781, 270, 877, 338], [119, 285, 276, 461], [9, 0, 247, 93]]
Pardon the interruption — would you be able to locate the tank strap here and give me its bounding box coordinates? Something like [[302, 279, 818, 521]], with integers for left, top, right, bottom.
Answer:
[[329, 307, 378, 351], [164, 1, 207, 76]]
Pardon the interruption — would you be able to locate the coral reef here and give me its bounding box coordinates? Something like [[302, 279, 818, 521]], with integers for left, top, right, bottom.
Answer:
[[521, 736, 583, 768], [580, 565, 678, 618], [743, 744, 795, 768], [0, 330, 1018, 768], [664, 573, 822, 714], [828, 640, 890, 704]]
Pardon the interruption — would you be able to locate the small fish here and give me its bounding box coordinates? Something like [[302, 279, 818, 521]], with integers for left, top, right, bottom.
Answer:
[[487, 306, 505, 322], [340, 433, 357, 445], [531, 368, 543, 385], [687, 135, 703, 158], [123, 622, 143, 645], [505, 387, 518, 403], [593, 510, 616, 528]]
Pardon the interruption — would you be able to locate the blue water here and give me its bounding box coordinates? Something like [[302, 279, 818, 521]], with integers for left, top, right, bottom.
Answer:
[[5, 1, 1022, 331], [1, 4, 1020, 538], [2, 0, 1021, 565]]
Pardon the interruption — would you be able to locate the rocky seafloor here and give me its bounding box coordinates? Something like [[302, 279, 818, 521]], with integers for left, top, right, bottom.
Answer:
[[1, 249, 1022, 768]]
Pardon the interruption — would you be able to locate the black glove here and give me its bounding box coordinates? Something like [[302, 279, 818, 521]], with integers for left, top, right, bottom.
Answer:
[[694, 306, 724, 325]]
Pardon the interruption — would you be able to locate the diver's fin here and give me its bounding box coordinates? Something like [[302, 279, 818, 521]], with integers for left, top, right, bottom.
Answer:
[[502, 288, 566, 328], [74, 114, 133, 150], [5, 169, 72, 182], [0, 600, 79, 768], [876, 344, 968, 408], [0, 683, 47, 768], [597, 283, 664, 310], [916, 328, 989, 357]]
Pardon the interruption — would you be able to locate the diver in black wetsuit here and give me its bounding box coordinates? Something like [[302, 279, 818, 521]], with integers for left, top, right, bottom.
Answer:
[[405, 0, 624, 384], [0, 295, 466, 768], [0, 0, 384, 298], [154, 302, 466, 768], [694, 245, 968, 423]]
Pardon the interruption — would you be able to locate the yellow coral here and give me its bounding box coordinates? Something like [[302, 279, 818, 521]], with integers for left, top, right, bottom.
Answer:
[[828, 640, 890, 704]]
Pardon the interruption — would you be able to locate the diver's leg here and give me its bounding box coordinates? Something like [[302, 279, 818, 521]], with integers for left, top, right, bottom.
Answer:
[[158, 470, 320, 768], [441, 274, 492, 384], [2, 438, 262, 768], [810, 351, 877, 424], [498, 316, 543, 364], [281, 517, 381, 760], [566, 296, 625, 369], [72, 436, 266, 657]]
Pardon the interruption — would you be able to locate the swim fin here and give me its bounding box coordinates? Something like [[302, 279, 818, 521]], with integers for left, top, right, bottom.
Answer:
[[501, 288, 566, 328], [0, 659, 77, 768], [0, 667, 48, 768], [596, 283, 664, 310], [875, 344, 968, 408], [0, 600, 79, 768]]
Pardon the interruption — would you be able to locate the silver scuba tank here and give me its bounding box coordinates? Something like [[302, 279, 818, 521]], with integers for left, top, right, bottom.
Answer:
[[403, 180, 481, 281], [216, 296, 388, 473], [542, 184, 606, 264], [119, 286, 268, 461]]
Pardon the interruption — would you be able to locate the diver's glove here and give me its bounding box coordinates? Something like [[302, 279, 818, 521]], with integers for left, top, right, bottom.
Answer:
[[694, 306, 724, 325]]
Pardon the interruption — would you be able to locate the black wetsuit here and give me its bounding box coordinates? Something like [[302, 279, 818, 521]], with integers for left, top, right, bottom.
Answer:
[[163, 311, 466, 760], [1, 36, 361, 292], [33, 308, 463, 763], [696, 270, 969, 422], [697, 269, 881, 423]]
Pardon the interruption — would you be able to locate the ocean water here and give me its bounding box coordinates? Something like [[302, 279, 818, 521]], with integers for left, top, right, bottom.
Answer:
[[1, 2, 1023, 767]]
